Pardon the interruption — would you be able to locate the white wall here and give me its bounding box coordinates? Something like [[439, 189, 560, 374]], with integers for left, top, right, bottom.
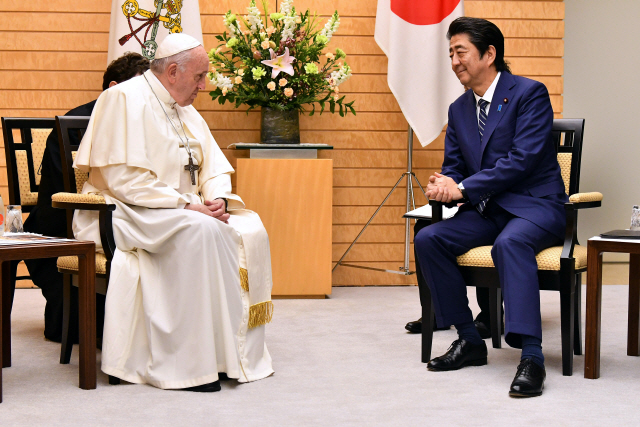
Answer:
[[564, 0, 640, 261]]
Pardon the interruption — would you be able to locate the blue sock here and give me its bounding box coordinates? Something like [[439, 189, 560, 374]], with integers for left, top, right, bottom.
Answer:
[[455, 321, 483, 345], [521, 334, 545, 368]]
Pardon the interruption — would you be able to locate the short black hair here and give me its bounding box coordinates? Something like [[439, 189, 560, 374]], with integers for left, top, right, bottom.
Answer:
[[102, 52, 150, 91], [447, 17, 511, 73]]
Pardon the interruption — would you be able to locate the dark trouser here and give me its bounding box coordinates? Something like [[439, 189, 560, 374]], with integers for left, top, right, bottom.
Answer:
[[414, 203, 560, 348], [24, 257, 105, 343], [415, 220, 502, 328], [475, 287, 503, 326], [24, 257, 69, 342]]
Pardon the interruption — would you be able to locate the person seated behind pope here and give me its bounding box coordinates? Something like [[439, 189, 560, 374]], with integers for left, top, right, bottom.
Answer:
[[73, 34, 274, 392]]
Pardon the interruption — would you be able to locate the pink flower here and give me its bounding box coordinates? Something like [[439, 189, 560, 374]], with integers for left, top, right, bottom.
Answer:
[[279, 78, 288, 87], [261, 47, 296, 79], [284, 88, 294, 97], [261, 40, 270, 49], [267, 81, 276, 91]]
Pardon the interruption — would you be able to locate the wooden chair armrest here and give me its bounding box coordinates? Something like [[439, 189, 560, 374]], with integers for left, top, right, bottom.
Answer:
[[52, 192, 116, 211], [51, 192, 117, 261]]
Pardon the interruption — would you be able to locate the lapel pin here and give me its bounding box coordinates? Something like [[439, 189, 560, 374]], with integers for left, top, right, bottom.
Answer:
[[498, 105, 502, 112], [503, 98, 508, 103]]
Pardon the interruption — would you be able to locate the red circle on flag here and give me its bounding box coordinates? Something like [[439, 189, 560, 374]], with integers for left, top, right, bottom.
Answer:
[[391, 0, 461, 25]]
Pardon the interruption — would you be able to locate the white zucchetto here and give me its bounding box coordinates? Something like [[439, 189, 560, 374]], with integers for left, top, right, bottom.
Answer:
[[154, 33, 202, 59]]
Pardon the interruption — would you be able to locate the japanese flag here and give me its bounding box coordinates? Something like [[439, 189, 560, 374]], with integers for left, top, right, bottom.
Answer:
[[108, 0, 204, 63], [375, 0, 464, 146]]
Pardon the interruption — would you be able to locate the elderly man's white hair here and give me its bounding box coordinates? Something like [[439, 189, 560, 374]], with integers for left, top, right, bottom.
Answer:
[[150, 48, 196, 74]]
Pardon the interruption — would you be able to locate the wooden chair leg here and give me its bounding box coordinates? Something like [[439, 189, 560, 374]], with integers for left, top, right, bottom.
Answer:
[[574, 272, 583, 355], [559, 264, 575, 376], [109, 375, 120, 385], [489, 287, 502, 349], [421, 287, 434, 363], [60, 274, 73, 364]]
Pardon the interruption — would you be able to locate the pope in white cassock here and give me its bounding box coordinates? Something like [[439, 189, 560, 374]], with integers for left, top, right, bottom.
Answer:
[[73, 34, 274, 392]]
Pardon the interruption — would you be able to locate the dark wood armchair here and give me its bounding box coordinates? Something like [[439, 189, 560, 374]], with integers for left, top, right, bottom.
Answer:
[[50, 116, 119, 384], [421, 118, 603, 376], [1, 117, 56, 305]]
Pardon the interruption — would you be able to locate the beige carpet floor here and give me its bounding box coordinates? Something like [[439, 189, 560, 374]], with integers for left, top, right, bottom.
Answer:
[[1, 285, 639, 426]]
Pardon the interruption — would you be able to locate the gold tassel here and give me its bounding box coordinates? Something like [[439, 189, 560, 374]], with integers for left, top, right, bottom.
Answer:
[[248, 301, 274, 329], [239, 268, 249, 292]]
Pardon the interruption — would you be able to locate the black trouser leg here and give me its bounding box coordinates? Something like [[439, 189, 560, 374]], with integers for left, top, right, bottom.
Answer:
[[475, 287, 504, 328], [24, 258, 73, 342]]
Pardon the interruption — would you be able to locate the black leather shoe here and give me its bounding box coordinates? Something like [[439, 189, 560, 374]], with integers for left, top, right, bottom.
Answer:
[[474, 320, 492, 339], [183, 380, 222, 393], [405, 318, 451, 333], [509, 358, 545, 398], [427, 339, 488, 371], [405, 318, 422, 333]]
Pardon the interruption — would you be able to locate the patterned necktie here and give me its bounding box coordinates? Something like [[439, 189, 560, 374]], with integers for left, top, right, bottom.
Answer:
[[478, 98, 489, 138], [477, 98, 490, 214]]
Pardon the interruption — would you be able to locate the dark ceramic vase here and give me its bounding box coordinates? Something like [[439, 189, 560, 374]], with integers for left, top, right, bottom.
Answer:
[[260, 107, 300, 144]]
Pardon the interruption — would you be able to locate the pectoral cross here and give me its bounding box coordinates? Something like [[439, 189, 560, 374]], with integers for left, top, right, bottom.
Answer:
[[184, 154, 200, 185]]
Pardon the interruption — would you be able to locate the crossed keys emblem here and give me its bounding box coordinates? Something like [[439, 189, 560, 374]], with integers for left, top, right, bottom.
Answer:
[[119, 0, 184, 59]]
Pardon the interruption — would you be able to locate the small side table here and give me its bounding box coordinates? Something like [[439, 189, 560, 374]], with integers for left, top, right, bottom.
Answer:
[[584, 236, 640, 379], [1, 239, 96, 402], [230, 143, 333, 297]]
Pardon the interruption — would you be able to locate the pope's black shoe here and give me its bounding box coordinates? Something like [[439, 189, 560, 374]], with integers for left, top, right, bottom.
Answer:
[[183, 380, 222, 393], [509, 358, 546, 398], [427, 338, 488, 371], [405, 318, 451, 333]]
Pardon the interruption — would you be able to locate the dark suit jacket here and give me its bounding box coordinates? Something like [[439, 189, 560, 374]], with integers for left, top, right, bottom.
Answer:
[[24, 100, 96, 237], [442, 72, 568, 239]]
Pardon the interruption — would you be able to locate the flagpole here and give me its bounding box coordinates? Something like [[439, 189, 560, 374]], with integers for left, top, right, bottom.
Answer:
[[332, 125, 427, 275]]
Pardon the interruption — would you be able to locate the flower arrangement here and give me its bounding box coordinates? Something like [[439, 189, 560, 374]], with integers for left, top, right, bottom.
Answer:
[[208, 0, 356, 117]]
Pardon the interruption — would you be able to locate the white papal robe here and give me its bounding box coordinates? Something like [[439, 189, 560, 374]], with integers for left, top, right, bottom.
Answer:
[[73, 70, 274, 389]]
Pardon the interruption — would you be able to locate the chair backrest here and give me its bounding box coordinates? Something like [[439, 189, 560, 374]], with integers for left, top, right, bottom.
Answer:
[[56, 116, 91, 238], [551, 118, 585, 197], [56, 116, 91, 194], [1, 117, 56, 212]]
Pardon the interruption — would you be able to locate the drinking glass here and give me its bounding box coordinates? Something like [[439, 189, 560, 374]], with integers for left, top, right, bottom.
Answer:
[[5, 205, 24, 233]]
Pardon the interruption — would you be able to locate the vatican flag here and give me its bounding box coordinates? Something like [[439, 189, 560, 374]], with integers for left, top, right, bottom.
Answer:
[[108, 0, 203, 63], [375, 0, 464, 147]]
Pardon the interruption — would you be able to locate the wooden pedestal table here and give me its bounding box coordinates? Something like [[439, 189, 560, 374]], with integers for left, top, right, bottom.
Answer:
[[585, 236, 640, 379], [0, 238, 96, 402], [232, 143, 333, 297]]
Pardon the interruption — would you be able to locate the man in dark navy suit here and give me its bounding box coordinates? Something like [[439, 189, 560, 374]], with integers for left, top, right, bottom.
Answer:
[[414, 17, 567, 398], [21, 52, 149, 343]]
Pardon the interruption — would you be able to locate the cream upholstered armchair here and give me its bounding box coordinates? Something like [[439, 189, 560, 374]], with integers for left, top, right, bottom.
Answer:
[[50, 116, 120, 385], [422, 118, 602, 376], [1, 118, 53, 211]]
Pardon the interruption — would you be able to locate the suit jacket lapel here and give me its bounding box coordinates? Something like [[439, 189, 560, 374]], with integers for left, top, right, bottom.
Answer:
[[461, 90, 481, 172], [479, 72, 516, 160]]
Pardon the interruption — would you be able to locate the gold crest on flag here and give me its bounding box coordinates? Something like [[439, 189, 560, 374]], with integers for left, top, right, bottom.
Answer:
[[119, 0, 185, 59]]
